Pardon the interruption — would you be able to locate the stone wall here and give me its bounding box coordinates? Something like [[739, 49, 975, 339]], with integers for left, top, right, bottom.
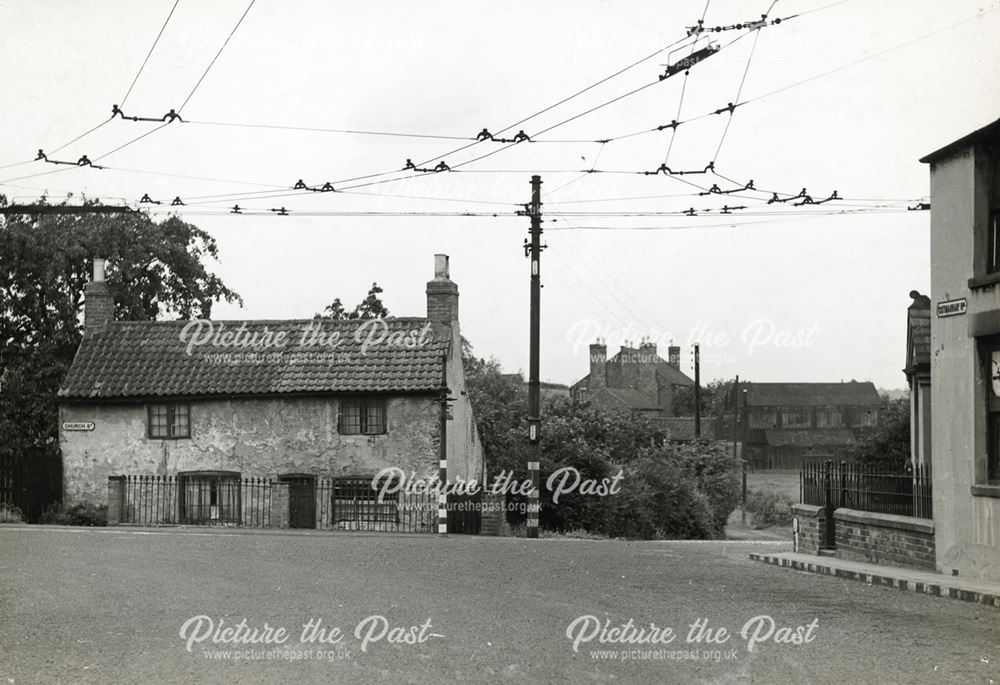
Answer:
[[61, 395, 441, 506], [834, 508, 936, 571]]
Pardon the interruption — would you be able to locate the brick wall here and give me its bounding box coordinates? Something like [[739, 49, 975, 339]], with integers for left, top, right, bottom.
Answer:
[[834, 508, 935, 571], [791, 503, 826, 555]]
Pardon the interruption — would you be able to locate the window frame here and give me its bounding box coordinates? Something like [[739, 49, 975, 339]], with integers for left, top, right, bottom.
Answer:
[[988, 152, 1000, 274], [147, 403, 191, 440], [338, 397, 387, 435], [978, 336, 1000, 484]]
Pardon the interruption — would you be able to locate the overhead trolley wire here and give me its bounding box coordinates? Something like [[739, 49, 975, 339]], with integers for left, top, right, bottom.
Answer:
[[119, 0, 181, 108]]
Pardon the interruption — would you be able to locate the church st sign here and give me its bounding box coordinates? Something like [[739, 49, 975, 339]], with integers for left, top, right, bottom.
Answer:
[[61, 422, 95, 431]]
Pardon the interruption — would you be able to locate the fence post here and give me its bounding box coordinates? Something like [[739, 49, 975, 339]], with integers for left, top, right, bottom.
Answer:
[[822, 459, 835, 549], [107, 476, 123, 525]]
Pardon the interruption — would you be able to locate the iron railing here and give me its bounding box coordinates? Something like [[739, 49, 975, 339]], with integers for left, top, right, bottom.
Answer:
[[800, 461, 932, 519], [111, 474, 443, 533]]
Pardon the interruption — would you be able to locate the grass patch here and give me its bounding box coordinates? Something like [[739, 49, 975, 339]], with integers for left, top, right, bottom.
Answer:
[[744, 489, 795, 529]]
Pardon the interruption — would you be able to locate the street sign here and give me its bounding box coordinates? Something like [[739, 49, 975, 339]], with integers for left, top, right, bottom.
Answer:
[[936, 298, 967, 318], [62, 422, 95, 431]]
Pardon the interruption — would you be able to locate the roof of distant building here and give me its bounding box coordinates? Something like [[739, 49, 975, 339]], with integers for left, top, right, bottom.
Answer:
[[763, 428, 858, 447], [742, 381, 881, 407]]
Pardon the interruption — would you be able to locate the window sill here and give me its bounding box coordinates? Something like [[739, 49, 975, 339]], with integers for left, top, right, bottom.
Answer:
[[968, 272, 1000, 290], [970, 484, 1000, 498]]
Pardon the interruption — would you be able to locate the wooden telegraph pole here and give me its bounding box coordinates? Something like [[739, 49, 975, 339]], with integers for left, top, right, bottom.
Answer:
[[694, 343, 701, 438]]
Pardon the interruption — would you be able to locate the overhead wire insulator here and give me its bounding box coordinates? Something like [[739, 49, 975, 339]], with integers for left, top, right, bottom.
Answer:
[[476, 128, 494, 141], [660, 43, 719, 81], [230, 205, 242, 214], [170, 196, 185, 206], [139, 193, 161, 204], [657, 120, 681, 131], [270, 207, 289, 216], [768, 188, 809, 204], [111, 105, 183, 123], [908, 201, 930, 211], [293, 179, 308, 189]]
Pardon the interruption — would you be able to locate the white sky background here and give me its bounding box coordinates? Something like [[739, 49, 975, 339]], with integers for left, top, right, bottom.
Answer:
[[2, 0, 999, 389]]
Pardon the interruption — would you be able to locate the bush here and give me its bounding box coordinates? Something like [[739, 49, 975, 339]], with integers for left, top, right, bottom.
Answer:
[[669, 440, 742, 537], [0, 504, 23, 523], [39, 502, 108, 526], [603, 457, 717, 540], [744, 489, 794, 528]]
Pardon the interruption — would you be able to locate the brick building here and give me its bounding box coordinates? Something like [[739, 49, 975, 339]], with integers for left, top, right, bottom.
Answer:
[[739, 381, 881, 469], [57, 254, 483, 528], [570, 339, 694, 423]]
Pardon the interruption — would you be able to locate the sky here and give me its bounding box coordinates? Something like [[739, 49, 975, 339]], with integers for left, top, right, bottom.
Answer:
[[2, 0, 999, 389]]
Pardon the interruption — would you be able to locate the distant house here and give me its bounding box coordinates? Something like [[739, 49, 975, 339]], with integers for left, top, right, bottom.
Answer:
[[739, 382, 882, 469], [57, 254, 483, 529], [905, 290, 931, 468], [570, 339, 694, 422], [920, 117, 1000, 581]]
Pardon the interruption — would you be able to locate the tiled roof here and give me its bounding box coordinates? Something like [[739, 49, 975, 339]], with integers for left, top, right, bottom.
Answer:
[[59, 318, 452, 399], [764, 428, 857, 447], [596, 387, 660, 410], [743, 382, 881, 407]]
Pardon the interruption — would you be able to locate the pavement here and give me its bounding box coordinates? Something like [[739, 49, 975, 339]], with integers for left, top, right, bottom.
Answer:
[[3, 524, 1000, 683], [750, 551, 1000, 608]]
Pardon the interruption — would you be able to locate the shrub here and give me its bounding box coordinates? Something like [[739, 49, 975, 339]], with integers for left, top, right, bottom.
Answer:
[[744, 489, 794, 528], [39, 502, 108, 526], [602, 457, 716, 540], [0, 504, 23, 523], [668, 440, 742, 537]]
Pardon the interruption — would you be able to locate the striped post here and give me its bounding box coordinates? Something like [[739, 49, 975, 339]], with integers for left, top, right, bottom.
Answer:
[[438, 459, 448, 535], [527, 460, 539, 538]]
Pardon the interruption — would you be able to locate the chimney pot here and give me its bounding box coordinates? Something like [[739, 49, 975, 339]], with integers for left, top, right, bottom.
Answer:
[[434, 254, 450, 280]]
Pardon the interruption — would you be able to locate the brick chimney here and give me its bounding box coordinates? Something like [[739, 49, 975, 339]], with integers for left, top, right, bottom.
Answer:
[[84, 257, 114, 332], [426, 254, 459, 322], [637, 338, 659, 397], [668, 345, 681, 367], [589, 340, 607, 388]]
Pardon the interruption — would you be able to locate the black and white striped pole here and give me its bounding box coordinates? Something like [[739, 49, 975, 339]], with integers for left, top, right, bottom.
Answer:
[[438, 357, 449, 535], [525, 175, 543, 539]]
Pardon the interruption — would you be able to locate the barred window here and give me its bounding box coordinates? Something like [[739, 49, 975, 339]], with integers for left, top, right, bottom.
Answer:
[[338, 398, 387, 435], [148, 403, 190, 439]]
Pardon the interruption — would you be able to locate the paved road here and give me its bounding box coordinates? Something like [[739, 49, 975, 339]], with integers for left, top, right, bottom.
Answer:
[[1, 526, 997, 684]]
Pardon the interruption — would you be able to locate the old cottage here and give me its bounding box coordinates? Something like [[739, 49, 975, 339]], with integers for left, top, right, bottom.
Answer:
[[57, 254, 483, 529]]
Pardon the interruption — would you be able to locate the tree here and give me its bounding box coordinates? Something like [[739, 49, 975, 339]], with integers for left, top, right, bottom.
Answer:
[[315, 283, 389, 320], [0, 200, 241, 517], [672, 377, 736, 418], [845, 395, 911, 468]]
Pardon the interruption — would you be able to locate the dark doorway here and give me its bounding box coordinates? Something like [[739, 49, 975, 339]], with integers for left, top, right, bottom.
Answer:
[[280, 475, 316, 529]]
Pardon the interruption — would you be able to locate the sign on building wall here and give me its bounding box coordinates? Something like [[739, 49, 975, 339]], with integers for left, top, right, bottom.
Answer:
[[61, 422, 95, 431], [936, 298, 967, 318]]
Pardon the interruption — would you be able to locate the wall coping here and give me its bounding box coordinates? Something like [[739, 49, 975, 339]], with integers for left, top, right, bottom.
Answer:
[[791, 503, 823, 516], [833, 507, 934, 535]]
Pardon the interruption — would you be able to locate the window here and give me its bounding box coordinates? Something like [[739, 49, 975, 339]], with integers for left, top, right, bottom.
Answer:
[[179, 471, 241, 524], [851, 408, 878, 428], [147, 403, 190, 439], [781, 406, 812, 429], [815, 407, 844, 428], [330, 476, 398, 526], [980, 337, 1000, 483], [338, 397, 387, 435], [990, 153, 1000, 274]]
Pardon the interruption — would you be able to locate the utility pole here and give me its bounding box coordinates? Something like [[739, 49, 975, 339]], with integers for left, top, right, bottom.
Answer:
[[694, 343, 701, 438], [525, 175, 543, 539]]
